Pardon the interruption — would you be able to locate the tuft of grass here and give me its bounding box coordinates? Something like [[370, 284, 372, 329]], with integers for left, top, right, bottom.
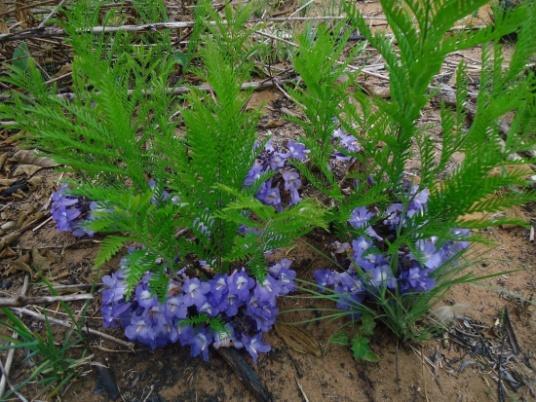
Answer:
[[0, 286, 92, 399]]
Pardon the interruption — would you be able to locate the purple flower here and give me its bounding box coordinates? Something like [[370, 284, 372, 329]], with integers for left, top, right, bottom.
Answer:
[[269, 151, 289, 170], [314, 269, 337, 288], [222, 292, 241, 317], [198, 300, 218, 316], [182, 278, 210, 308], [335, 291, 364, 311], [340, 134, 361, 152], [227, 269, 255, 302], [244, 160, 266, 186], [335, 272, 364, 295], [100, 253, 291, 361], [50, 184, 94, 237], [254, 275, 281, 304], [286, 140, 309, 161], [165, 295, 188, 319], [333, 128, 361, 152], [125, 315, 156, 345], [367, 264, 397, 289], [102, 272, 127, 304], [102, 301, 131, 328], [415, 237, 443, 270], [408, 187, 429, 217], [281, 168, 302, 205], [399, 266, 436, 293], [242, 334, 271, 362], [177, 324, 195, 346], [246, 140, 307, 210], [246, 295, 278, 332], [384, 203, 403, 227], [155, 316, 179, 343], [135, 286, 157, 309], [349, 207, 375, 229], [190, 330, 212, 361], [256, 181, 282, 210], [208, 274, 228, 303], [268, 259, 296, 294]]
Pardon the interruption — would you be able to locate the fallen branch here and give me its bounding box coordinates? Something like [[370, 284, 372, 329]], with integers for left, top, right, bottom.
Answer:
[[12, 307, 135, 350], [0, 293, 93, 307], [216, 348, 272, 402], [0, 16, 359, 42]]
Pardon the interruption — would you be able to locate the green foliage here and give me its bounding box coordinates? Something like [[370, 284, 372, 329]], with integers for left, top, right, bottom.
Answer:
[[1, 1, 324, 300], [350, 313, 379, 362], [291, 0, 535, 354], [288, 24, 363, 200], [0, 306, 90, 399], [217, 184, 327, 278], [343, 0, 535, 235]]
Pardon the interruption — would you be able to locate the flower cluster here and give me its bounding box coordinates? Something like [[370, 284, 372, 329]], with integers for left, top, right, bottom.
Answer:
[[244, 140, 308, 210], [101, 258, 296, 362], [50, 184, 95, 237], [314, 187, 470, 312]]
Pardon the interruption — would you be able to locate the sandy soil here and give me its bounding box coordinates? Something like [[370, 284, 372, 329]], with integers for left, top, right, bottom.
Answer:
[[1, 1, 535, 402]]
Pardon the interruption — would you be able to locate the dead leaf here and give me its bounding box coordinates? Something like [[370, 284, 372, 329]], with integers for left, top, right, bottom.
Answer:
[[275, 324, 322, 357], [259, 119, 286, 129], [10, 150, 57, 168], [13, 164, 41, 177], [8, 253, 33, 276], [361, 82, 391, 98], [459, 211, 492, 223], [247, 89, 279, 110], [0, 178, 18, 187], [15, 4, 35, 28], [0, 230, 21, 251], [0, 153, 8, 170], [0, 3, 9, 33], [0, 247, 17, 258], [1, 131, 26, 146], [53, 63, 72, 78], [27, 176, 43, 187], [31, 247, 51, 275]]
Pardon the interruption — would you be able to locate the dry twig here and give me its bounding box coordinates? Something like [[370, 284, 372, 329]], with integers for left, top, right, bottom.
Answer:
[[13, 307, 135, 349], [0, 293, 93, 307]]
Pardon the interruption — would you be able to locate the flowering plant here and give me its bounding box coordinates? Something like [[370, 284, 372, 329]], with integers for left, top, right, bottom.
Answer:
[[287, 1, 535, 359], [102, 256, 295, 361], [1, 1, 325, 361]]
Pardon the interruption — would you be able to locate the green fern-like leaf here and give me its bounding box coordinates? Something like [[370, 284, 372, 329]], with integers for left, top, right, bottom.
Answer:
[[94, 236, 129, 268]]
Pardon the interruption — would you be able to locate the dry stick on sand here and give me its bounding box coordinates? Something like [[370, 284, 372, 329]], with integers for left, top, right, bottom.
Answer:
[[0, 275, 29, 400], [0, 293, 93, 307], [13, 307, 135, 349], [0, 15, 379, 42]]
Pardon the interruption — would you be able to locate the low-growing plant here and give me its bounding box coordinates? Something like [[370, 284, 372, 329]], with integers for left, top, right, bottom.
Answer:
[[0, 304, 90, 399], [287, 0, 535, 359], [1, 0, 325, 361]]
